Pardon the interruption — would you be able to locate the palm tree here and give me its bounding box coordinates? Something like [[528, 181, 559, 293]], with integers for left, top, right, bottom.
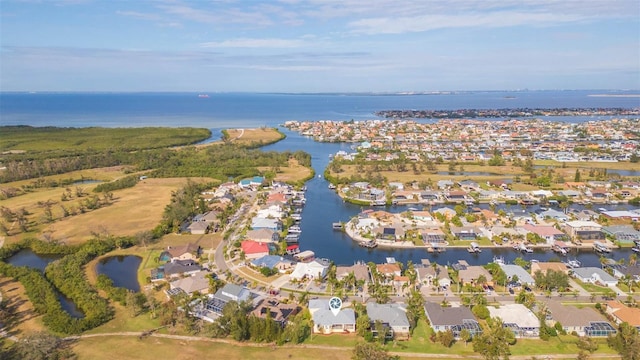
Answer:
[[629, 253, 637, 267]]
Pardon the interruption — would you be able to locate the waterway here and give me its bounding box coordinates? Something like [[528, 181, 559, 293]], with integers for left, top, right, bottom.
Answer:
[[95, 255, 141, 292], [262, 129, 637, 267], [6, 249, 84, 318]]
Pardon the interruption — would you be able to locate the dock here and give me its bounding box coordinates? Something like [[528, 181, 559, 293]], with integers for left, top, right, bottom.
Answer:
[[332, 222, 343, 230], [359, 240, 378, 248]]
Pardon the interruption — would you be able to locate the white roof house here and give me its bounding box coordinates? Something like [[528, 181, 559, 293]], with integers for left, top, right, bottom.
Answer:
[[572, 267, 618, 287], [499, 264, 535, 285], [488, 304, 539, 338], [290, 260, 329, 280]]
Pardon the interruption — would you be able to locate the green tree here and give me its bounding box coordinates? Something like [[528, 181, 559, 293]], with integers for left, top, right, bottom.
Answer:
[[473, 318, 516, 360], [12, 331, 74, 360], [607, 322, 640, 360], [352, 342, 399, 360], [460, 328, 472, 347], [574, 169, 581, 182]]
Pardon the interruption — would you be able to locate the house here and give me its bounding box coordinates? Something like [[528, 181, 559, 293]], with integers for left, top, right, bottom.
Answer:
[[241, 241, 270, 260], [499, 264, 535, 286], [544, 300, 616, 337], [530, 262, 569, 276], [446, 190, 467, 203], [151, 259, 202, 281], [571, 267, 618, 287], [604, 264, 640, 281], [535, 208, 568, 222], [423, 302, 482, 338], [602, 225, 640, 244], [251, 298, 299, 327], [245, 228, 280, 243], [160, 243, 201, 262], [187, 221, 209, 235], [522, 224, 566, 245], [457, 264, 493, 286], [336, 262, 371, 284], [450, 226, 478, 241], [488, 304, 539, 338], [169, 271, 210, 295], [433, 207, 457, 219], [309, 299, 356, 334], [250, 255, 294, 273], [289, 259, 329, 280], [602, 211, 640, 222], [375, 225, 405, 242], [422, 228, 446, 246], [376, 262, 402, 284], [415, 261, 451, 289], [366, 302, 411, 340], [205, 283, 252, 314], [239, 176, 265, 189], [251, 217, 282, 231], [605, 301, 640, 330], [563, 220, 604, 241]]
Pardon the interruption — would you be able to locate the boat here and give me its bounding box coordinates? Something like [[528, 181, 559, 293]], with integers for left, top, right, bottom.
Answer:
[[552, 244, 567, 256], [198, 94, 209, 98], [493, 256, 505, 265], [328, 184, 336, 189], [514, 243, 533, 253], [332, 222, 343, 230], [288, 226, 302, 234], [593, 241, 611, 253], [467, 242, 482, 253], [359, 240, 378, 248], [632, 247, 640, 253], [291, 213, 302, 221], [564, 259, 581, 268]]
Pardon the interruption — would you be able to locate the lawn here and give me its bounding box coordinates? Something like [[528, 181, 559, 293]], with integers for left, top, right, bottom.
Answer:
[[225, 127, 285, 145], [573, 279, 610, 294]]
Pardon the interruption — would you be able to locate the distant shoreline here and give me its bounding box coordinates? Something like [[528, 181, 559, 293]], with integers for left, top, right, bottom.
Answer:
[[588, 94, 640, 98]]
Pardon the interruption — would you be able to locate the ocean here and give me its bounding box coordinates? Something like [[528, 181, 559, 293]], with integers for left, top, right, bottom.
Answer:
[[1, 90, 639, 266]]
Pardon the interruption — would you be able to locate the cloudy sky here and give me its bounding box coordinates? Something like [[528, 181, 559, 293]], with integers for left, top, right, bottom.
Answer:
[[1, 0, 639, 92]]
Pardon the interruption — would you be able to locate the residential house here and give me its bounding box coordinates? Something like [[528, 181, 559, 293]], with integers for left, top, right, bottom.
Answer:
[[450, 226, 479, 241], [187, 221, 209, 235], [423, 302, 482, 338], [522, 224, 566, 245], [169, 271, 210, 295], [245, 228, 280, 243], [238, 176, 265, 189], [309, 299, 356, 334], [366, 302, 411, 340], [205, 283, 253, 314], [241, 240, 270, 260], [376, 262, 402, 285], [602, 225, 640, 244], [422, 228, 446, 246], [544, 300, 616, 337], [151, 259, 202, 281], [488, 304, 539, 338], [159, 243, 201, 262], [375, 225, 406, 242], [250, 255, 294, 273], [604, 264, 640, 281], [530, 262, 569, 276], [605, 301, 640, 330], [446, 190, 467, 203], [499, 264, 535, 286], [563, 220, 604, 241], [572, 267, 618, 287], [433, 207, 457, 220], [336, 262, 371, 284], [251, 217, 282, 231], [251, 299, 299, 327], [457, 265, 493, 287], [535, 208, 568, 222], [289, 259, 329, 280], [415, 261, 451, 289]]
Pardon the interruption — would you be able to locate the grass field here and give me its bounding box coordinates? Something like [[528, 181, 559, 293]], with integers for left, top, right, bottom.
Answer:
[[258, 158, 314, 184], [0, 276, 47, 337], [225, 128, 285, 145]]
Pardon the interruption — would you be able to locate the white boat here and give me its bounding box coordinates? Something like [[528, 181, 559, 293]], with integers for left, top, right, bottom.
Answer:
[[593, 241, 611, 253], [632, 246, 640, 253], [565, 259, 581, 268], [493, 256, 505, 265], [288, 226, 302, 234], [514, 243, 533, 253]]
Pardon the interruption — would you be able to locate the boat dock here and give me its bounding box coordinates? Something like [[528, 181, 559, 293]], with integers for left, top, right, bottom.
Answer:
[[332, 222, 343, 230], [359, 240, 378, 248]]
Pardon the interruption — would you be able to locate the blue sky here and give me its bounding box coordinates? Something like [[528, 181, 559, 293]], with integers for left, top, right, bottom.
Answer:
[[1, 0, 639, 92]]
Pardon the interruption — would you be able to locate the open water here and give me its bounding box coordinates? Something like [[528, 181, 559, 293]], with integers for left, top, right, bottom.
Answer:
[[1, 91, 639, 266]]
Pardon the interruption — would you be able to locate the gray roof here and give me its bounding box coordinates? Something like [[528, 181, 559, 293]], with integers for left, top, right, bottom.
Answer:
[[424, 302, 477, 327], [500, 264, 535, 285], [214, 283, 250, 303], [366, 302, 410, 328], [312, 308, 356, 327], [572, 267, 617, 283], [163, 260, 201, 276], [545, 300, 608, 327]]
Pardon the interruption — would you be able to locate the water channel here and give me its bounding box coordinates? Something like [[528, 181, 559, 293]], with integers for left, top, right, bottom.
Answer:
[[261, 128, 637, 267], [5, 249, 84, 318]]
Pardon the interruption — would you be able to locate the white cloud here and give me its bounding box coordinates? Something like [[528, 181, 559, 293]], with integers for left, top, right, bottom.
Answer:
[[200, 38, 307, 48]]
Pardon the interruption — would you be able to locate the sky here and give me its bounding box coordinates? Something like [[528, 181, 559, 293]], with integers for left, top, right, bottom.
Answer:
[[1, 0, 639, 92]]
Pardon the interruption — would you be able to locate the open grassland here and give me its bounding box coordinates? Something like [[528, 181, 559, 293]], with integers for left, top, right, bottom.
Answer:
[[5, 177, 211, 245], [0, 126, 211, 154], [0, 276, 47, 337], [72, 336, 353, 360], [225, 128, 285, 146], [258, 158, 314, 183]]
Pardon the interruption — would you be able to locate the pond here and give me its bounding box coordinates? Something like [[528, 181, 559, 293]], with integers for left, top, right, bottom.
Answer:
[[5, 249, 84, 318], [95, 255, 142, 292]]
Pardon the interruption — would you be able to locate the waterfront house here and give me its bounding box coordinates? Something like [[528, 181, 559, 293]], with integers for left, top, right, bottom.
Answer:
[[571, 267, 618, 287], [530, 262, 569, 276], [521, 224, 566, 245], [252, 298, 299, 327], [488, 304, 539, 338], [160, 243, 201, 262], [245, 228, 280, 243], [375, 225, 406, 242], [151, 259, 202, 281], [289, 259, 329, 280], [415, 261, 451, 289], [602, 225, 640, 244], [433, 207, 457, 220], [605, 301, 640, 330], [309, 299, 356, 334], [450, 226, 479, 241], [376, 262, 402, 285], [563, 220, 604, 241], [454, 261, 493, 286], [601, 211, 640, 222], [499, 264, 535, 286], [421, 228, 446, 246], [250, 255, 294, 273], [423, 302, 482, 338], [446, 190, 467, 203], [241, 241, 270, 260], [251, 217, 282, 231], [544, 300, 616, 337], [366, 302, 411, 340], [535, 208, 568, 222], [335, 262, 372, 284]]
